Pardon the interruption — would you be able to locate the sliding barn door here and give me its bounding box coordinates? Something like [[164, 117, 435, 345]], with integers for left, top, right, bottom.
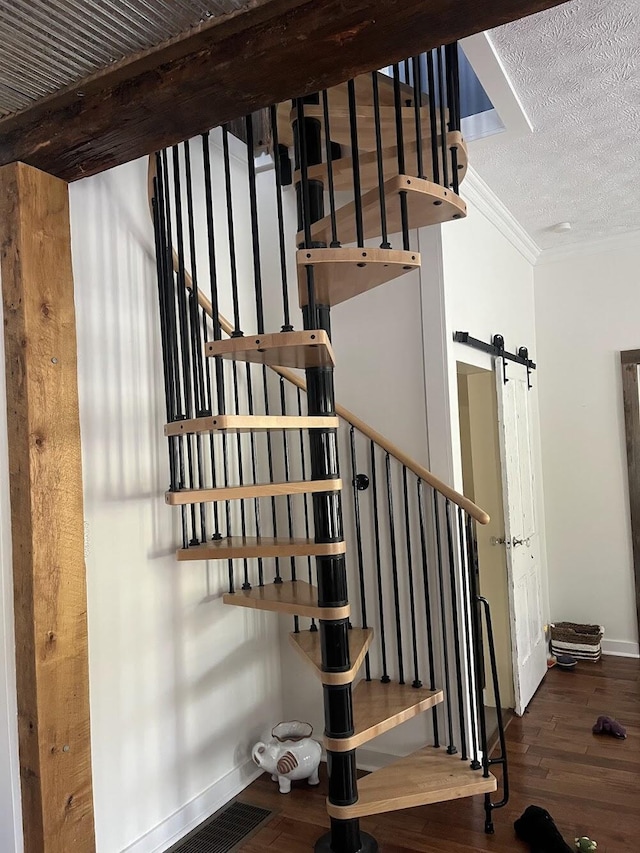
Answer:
[[496, 360, 547, 715]]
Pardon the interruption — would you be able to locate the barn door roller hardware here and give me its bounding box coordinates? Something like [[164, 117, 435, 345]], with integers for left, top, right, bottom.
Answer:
[[453, 331, 536, 388]]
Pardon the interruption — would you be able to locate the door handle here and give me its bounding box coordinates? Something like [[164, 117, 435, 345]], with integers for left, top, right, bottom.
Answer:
[[490, 536, 531, 548]]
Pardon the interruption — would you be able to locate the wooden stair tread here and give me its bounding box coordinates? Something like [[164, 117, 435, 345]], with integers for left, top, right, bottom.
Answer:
[[299, 175, 466, 246], [325, 680, 443, 752], [276, 72, 418, 147], [166, 478, 342, 505], [295, 132, 468, 191], [327, 747, 497, 819], [205, 330, 335, 369], [296, 247, 419, 307], [177, 537, 346, 561], [289, 628, 373, 685], [326, 72, 420, 110], [164, 414, 339, 436], [223, 580, 350, 620], [290, 105, 444, 154]]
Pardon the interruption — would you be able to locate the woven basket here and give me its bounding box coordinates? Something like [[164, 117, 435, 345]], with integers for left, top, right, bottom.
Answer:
[[550, 622, 604, 661]]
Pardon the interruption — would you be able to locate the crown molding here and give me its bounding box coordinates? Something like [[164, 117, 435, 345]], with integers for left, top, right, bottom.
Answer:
[[461, 167, 542, 265], [535, 229, 640, 266], [460, 168, 640, 267]]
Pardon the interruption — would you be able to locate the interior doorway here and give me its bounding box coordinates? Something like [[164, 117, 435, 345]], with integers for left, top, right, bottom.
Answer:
[[457, 363, 515, 734]]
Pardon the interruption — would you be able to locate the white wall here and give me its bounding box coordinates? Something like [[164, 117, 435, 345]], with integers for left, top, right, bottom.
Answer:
[[70, 153, 284, 853], [535, 245, 640, 656], [332, 266, 429, 466], [421, 198, 549, 709]]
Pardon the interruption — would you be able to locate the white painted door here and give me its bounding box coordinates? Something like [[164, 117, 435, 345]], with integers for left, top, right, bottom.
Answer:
[[495, 359, 547, 715]]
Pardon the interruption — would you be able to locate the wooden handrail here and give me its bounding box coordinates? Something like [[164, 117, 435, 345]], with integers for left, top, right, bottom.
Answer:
[[147, 157, 489, 525]]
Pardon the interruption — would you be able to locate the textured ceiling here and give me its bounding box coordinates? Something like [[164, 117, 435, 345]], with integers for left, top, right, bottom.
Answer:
[[471, 0, 640, 250], [0, 0, 249, 118]]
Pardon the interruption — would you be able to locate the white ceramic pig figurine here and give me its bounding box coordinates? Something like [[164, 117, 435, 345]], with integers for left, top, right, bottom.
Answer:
[[252, 721, 322, 794]]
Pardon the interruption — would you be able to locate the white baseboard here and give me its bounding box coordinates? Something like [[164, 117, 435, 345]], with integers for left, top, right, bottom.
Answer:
[[121, 760, 262, 853], [601, 639, 640, 658]]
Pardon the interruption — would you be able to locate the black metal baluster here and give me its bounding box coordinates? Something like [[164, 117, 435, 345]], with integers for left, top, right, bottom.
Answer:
[[201, 133, 222, 347], [157, 153, 181, 420], [279, 377, 298, 632], [479, 594, 510, 832], [202, 132, 225, 542], [412, 55, 425, 180], [245, 364, 263, 588], [263, 366, 281, 583], [445, 499, 468, 762], [445, 44, 460, 136], [434, 491, 456, 754], [466, 528, 488, 775], [445, 43, 461, 195], [230, 359, 250, 590], [402, 467, 421, 688], [347, 79, 365, 248], [371, 73, 390, 249], [244, 115, 265, 587], [298, 388, 316, 628], [222, 126, 243, 337], [392, 63, 410, 251], [245, 115, 265, 335], [321, 89, 341, 249], [152, 166, 177, 428], [171, 145, 199, 546], [221, 125, 246, 583], [350, 427, 370, 681], [158, 151, 189, 550], [293, 97, 318, 326], [183, 140, 208, 416], [458, 507, 481, 769], [151, 191, 179, 502], [466, 514, 489, 783], [437, 47, 450, 190], [269, 105, 294, 331], [151, 180, 176, 426], [417, 479, 439, 746], [370, 441, 390, 682], [201, 309, 221, 540], [385, 453, 404, 685], [426, 50, 440, 186], [184, 139, 209, 545]]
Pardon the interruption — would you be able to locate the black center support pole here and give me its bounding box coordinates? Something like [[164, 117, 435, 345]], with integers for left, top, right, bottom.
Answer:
[[293, 97, 378, 853]]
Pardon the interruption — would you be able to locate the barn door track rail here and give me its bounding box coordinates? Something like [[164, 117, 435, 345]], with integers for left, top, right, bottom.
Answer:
[[453, 331, 536, 388]]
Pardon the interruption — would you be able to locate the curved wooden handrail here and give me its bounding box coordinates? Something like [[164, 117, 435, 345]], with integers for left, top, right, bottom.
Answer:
[[147, 156, 489, 525]]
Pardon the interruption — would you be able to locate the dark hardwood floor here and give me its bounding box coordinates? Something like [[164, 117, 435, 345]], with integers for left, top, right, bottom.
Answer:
[[238, 655, 640, 851]]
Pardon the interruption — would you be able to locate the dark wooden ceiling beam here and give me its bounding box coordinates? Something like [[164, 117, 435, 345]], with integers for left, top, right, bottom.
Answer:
[[0, 0, 568, 181]]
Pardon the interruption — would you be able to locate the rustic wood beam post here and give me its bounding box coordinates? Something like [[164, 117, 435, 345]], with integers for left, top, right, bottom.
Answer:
[[0, 162, 96, 853]]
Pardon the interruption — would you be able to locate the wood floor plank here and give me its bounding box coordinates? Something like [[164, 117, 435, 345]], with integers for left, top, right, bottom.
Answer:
[[237, 657, 640, 851]]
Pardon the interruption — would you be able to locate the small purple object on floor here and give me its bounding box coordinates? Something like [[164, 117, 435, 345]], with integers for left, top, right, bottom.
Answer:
[[592, 715, 627, 739], [514, 805, 574, 852]]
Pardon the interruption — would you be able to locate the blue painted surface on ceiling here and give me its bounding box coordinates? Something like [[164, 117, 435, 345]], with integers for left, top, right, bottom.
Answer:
[[458, 45, 494, 118], [385, 45, 494, 119]]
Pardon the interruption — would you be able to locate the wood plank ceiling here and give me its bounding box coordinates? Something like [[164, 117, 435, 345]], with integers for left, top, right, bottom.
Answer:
[[0, 0, 250, 117]]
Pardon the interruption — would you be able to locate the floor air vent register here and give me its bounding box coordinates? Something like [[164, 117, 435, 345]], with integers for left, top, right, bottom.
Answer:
[[166, 801, 272, 853]]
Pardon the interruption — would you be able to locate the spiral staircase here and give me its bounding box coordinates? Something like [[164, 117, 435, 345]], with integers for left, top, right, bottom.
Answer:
[[151, 46, 505, 853]]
